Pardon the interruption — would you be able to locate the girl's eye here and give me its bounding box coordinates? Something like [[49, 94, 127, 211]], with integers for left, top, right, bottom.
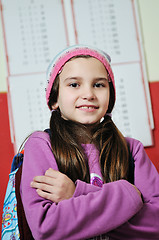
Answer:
[[94, 82, 105, 88], [69, 82, 79, 88]]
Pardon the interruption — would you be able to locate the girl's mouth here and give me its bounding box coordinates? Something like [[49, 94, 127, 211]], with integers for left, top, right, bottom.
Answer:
[[76, 105, 99, 111]]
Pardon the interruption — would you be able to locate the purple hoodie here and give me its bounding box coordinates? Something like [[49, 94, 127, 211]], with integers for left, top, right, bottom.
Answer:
[[20, 131, 159, 239]]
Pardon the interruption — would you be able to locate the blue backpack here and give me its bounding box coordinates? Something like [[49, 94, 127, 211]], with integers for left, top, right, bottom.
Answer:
[[1, 152, 24, 240]]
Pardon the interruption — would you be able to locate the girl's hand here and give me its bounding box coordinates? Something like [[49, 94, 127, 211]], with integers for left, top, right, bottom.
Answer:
[[30, 168, 76, 203]]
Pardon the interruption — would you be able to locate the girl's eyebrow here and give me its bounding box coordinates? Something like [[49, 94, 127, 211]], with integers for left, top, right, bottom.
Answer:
[[94, 77, 109, 81], [63, 77, 109, 82], [64, 77, 81, 82]]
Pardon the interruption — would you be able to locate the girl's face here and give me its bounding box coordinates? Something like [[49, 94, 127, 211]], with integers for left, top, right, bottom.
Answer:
[[52, 57, 110, 125]]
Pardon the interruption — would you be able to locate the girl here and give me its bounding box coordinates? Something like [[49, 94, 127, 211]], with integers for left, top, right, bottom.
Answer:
[[21, 45, 159, 239]]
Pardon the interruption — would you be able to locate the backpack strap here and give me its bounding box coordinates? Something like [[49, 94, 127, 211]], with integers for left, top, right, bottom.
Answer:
[[11, 152, 24, 172], [44, 128, 51, 137], [127, 144, 135, 184], [15, 165, 34, 239]]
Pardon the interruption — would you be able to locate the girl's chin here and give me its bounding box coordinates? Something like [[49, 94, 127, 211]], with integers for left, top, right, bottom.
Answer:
[[77, 120, 101, 125], [60, 114, 102, 125]]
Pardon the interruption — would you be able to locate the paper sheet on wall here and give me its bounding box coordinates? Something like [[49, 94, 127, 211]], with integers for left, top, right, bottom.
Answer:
[[112, 63, 153, 147], [1, 0, 154, 151], [8, 74, 50, 149], [1, 0, 68, 75]]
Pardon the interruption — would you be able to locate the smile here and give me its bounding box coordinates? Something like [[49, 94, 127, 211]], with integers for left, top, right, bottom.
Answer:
[[80, 106, 97, 109], [76, 105, 99, 111]]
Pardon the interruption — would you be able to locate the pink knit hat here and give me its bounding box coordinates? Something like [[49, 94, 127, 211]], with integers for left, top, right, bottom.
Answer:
[[46, 45, 115, 109]]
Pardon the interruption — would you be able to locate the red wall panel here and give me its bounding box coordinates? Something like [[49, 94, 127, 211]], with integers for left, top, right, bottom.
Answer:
[[0, 93, 14, 234], [145, 82, 159, 171]]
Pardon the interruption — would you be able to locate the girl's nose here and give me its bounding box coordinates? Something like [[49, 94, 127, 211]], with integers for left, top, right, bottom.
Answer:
[[81, 87, 95, 100]]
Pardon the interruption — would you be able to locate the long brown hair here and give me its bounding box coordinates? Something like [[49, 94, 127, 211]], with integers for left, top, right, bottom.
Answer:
[[48, 56, 129, 183]]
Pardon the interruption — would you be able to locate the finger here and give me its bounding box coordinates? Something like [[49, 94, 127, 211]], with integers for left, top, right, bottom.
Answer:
[[33, 175, 56, 186], [31, 181, 56, 194], [36, 189, 62, 203], [45, 168, 62, 178], [36, 189, 55, 202], [30, 180, 45, 189], [33, 175, 48, 183], [30, 181, 46, 190]]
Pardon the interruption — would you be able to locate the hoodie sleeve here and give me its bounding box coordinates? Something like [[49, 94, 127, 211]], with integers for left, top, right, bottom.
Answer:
[[107, 138, 159, 240], [21, 132, 143, 240]]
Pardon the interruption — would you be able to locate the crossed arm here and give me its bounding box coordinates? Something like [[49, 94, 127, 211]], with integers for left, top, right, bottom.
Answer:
[[30, 168, 141, 203]]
